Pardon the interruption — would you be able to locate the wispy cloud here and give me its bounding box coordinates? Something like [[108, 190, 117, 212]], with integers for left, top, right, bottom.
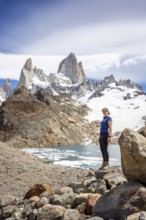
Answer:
[[16, 20, 146, 56]]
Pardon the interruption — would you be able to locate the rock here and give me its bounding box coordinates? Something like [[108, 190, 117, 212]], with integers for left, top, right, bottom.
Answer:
[[118, 129, 146, 184], [75, 193, 92, 205], [39, 191, 52, 199], [24, 184, 53, 199], [38, 204, 65, 220], [58, 187, 73, 195], [35, 197, 49, 208], [87, 180, 106, 194], [93, 182, 146, 220], [22, 203, 33, 217], [28, 196, 40, 203], [85, 194, 101, 215], [63, 209, 81, 220], [68, 182, 89, 193], [50, 193, 75, 208], [118, 79, 143, 91], [127, 212, 140, 220], [76, 203, 86, 214], [84, 177, 97, 187], [18, 58, 34, 90], [11, 207, 22, 219], [88, 179, 107, 195], [48, 72, 72, 85], [0, 195, 18, 207], [57, 53, 86, 84], [95, 166, 126, 189], [3, 78, 14, 97], [89, 90, 104, 99], [139, 211, 146, 220], [138, 125, 146, 138], [103, 169, 127, 188], [95, 166, 122, 180], [18, 59, 50, 91], [1, 205, 16, 218]]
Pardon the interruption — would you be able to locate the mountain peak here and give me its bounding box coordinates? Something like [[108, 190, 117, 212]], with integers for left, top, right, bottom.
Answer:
[[57, 53, 86, 84]]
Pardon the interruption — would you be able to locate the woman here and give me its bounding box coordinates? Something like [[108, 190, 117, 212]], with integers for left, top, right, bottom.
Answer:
[[99, 107, 112, 170]]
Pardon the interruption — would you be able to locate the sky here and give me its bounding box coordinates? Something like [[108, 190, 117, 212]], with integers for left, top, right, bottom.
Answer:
[[0, 0, 146, 87]]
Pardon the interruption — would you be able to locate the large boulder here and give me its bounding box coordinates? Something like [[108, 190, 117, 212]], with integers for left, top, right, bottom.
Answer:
[[93, 182, 146, 220], [118, 129, 146, 184]]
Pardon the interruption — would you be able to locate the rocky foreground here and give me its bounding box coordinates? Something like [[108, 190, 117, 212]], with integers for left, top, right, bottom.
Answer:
[[1, 125, 146, 219]]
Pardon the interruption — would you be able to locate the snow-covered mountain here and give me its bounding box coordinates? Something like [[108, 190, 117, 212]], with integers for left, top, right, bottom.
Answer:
[[76, 81, 146, 134], [0, 53, 146, 135]]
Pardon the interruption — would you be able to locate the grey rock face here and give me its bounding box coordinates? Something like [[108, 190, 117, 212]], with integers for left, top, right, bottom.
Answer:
[[18, 59, 50, 91], [118, 79, 143, 91], [3, 79, 14, 97], [57, 53, 86, 84], [33, 67, 49, 84], [18, 58, 34, 90]]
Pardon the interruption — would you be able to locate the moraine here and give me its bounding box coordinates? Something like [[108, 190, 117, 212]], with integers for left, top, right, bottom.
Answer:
[[22, 144, 121, 169]]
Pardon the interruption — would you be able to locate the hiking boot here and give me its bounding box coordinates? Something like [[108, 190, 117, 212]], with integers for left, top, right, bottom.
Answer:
[[102, 162, 109, 170], [99, 162, 104, 170]]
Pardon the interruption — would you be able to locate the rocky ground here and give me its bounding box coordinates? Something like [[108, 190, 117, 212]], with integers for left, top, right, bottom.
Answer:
[[0, 142, 91, 198], [1, 126, 146, 220]]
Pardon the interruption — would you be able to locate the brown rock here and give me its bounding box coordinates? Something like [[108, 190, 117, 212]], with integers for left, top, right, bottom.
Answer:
[[24, 184, 53, 199], [118, 129, 146, 184], [85, 194, 101, 215]]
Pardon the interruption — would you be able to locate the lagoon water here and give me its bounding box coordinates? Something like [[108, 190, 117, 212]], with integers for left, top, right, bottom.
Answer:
[[23, 144, 121, 169]]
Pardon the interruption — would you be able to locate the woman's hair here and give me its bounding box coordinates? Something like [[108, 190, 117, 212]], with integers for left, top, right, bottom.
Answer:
[[102, 107, 110, 115]]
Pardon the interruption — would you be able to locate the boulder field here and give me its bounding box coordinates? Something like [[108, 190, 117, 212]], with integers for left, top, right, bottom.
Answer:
[[1, 117, 146, 219]]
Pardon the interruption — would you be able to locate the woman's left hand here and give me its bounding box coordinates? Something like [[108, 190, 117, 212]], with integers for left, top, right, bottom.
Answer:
[[108, 137, 111, 143]]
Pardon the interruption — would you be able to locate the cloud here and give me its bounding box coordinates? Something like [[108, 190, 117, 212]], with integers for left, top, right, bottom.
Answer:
[[123, 55, 146, 66], [16, 20, 146, 56], [0, 53, 146, 85]]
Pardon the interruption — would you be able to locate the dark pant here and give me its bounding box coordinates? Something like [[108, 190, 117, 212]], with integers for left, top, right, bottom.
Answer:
[[99, 133, 109, 162]]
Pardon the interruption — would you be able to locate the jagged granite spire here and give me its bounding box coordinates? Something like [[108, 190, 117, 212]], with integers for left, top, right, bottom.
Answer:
[[18, 58, 34, 90], [57, 52, 86, 84]]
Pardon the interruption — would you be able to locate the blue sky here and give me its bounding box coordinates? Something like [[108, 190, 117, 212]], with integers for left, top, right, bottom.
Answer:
[[0, 0, 146, 88]]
